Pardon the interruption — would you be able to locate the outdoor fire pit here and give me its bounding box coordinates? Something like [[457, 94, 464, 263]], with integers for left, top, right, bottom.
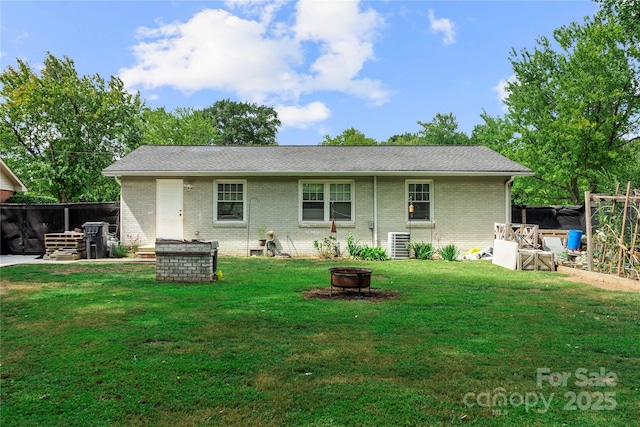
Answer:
[[329, 267, 373, 296]]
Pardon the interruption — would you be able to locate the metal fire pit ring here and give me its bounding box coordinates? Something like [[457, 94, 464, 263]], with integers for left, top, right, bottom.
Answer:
[[328, 267, 373, 296]]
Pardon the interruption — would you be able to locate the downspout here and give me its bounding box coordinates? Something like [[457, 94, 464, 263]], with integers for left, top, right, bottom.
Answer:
[[505, 176, 514, 224], [114, 176, 123, 240], [373, 176, 378, 247]]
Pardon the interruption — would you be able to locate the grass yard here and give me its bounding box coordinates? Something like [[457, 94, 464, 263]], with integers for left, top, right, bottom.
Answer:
[[1, 257, 639, 426]]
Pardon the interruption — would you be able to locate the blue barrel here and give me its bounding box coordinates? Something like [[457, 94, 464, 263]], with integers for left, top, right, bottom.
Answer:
[[567, 229, 583, 250]]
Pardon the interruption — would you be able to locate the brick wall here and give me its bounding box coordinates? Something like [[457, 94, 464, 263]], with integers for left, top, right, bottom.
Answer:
[[155, 240, 218, 282], [121, 175, 510, 257], [0, 189, 14, 203], [120, 177, 155, 246]]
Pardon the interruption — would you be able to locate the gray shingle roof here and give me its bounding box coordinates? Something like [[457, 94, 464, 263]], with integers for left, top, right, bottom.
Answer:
[[103, 145, 533, 176]]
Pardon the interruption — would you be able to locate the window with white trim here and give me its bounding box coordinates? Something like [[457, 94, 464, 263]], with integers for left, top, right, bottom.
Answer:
[[214, 181, 245, 222], [407, 180, 432, 221], [301, 181, 353, 222]]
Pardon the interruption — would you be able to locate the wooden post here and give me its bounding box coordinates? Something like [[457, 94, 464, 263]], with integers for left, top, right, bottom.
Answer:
[[605, 183, 621, 273], [585, 191, 593, 272], [630, 211, 640, 269], [616, 181, 631, 276]]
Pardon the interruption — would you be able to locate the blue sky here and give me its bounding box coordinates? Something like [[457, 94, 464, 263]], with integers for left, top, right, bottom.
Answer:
[[2, 0, 600, 145]]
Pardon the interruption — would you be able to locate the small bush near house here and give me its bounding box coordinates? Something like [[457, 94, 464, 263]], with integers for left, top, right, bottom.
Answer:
[[347, 232, 388, 261], [109, 243, 128, 258], [439, 243, 461, 261], [407, 240, 437, 260], [313, 235, 339, 258]]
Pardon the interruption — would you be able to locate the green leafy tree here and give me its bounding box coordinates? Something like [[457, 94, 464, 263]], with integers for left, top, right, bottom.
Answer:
[[200, 99, 280, 146], [384, 132, 420, 145], [415, 113, 471, 145], [0, 53, 143, 202], [596, 0, 639, 44], [320, 127, 378, 146], [141, 107, 217, 146], [477, 15, 639, 205], [382, 113, 470, 145], [470, 112, 540, 205]]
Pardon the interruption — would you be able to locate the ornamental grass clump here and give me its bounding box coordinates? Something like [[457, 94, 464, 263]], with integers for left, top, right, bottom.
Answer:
[[439, 243, 461, 261], [407, 241, 437, 260]]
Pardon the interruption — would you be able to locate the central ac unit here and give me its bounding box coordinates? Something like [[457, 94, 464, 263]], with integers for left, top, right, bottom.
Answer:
[[388, 232, 410, 259]]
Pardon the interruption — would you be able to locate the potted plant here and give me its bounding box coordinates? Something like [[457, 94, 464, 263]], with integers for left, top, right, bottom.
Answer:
[[257, 225, 267, 246]]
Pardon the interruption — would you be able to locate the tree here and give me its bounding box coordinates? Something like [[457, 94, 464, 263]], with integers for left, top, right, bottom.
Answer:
[[383, 132, 420, 145], [320, 127, 378, 146], [480, 15, 640, 205], [416, 113, 471, 145], [470, 112, 541, 205], [141, 107, 217, 146], [200, 99, 280, 146], [596, 0, 639, 45], [0, 53, 143, 202], [382, 113, 470, 145]]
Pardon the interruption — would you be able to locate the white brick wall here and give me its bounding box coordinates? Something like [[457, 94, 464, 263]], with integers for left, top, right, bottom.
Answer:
[[120, 177, 155, 247], [121, 175, 509, 256]]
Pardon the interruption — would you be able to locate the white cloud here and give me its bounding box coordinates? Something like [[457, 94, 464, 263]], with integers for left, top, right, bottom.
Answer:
[[119, 0, 389, 128], [121, 9, 301, 100], [492, 75, 516, 111], [427, 9, 455, 46], [276, 102, 331, 128], [224, 0, 287, 25]]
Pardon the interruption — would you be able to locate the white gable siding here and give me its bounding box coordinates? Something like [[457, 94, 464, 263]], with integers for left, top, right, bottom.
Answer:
[[0, 168, 20, 191]]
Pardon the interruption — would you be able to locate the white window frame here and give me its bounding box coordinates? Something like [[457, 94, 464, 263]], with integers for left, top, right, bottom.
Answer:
[[299, 180, 355, 224], [406, 179, 434, 223], [214, 180, 247, 223]]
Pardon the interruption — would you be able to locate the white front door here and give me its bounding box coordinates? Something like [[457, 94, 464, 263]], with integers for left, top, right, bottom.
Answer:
[[156, 179, 183, 240]]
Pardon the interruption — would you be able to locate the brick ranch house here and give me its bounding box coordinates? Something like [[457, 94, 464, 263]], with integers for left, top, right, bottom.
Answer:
[[102, 145, 533, 257]]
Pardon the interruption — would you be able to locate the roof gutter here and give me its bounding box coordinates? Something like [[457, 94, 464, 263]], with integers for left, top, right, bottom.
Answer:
[[102, 170, 534, 178]]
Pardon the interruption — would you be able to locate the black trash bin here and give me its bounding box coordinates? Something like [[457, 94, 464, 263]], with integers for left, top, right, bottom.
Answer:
[[82, 221, 109, 259]]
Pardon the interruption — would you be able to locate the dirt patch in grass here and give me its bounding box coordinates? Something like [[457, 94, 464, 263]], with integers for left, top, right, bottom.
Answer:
[[0, 280, 46, 296], [303, 287, 399, 302]]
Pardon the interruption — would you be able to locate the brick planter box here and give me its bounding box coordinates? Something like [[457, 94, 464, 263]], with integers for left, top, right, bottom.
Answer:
[[155, 240, 219, 282]]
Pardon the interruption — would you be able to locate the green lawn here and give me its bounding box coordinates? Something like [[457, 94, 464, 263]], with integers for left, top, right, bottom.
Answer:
[[1, 258, 638, 426]]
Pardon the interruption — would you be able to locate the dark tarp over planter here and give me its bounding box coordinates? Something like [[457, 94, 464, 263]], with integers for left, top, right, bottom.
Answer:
[[511, 205, 585, 231], [1, 203, 119, 255]]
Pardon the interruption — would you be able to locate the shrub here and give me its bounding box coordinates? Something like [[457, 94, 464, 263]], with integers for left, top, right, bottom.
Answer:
[[313, 235, 339, 258], [110, 243, 128, 258], [439, 243, 461, 261], [347, 232, 388, 261], [406, 240, 437, 260], [6, 193, 59, 204]]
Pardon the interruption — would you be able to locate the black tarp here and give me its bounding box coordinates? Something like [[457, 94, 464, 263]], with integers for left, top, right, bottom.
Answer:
[[512, 205, 586, 231], [1, 203, 119, 255]]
